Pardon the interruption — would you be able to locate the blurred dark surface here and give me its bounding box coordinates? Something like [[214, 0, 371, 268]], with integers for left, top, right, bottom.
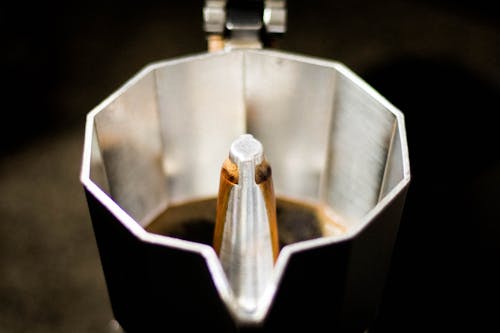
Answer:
[[0, 1, 498, 332]]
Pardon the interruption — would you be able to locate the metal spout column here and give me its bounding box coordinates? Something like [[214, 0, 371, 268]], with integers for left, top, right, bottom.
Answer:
[[213, 134, 279, 314]]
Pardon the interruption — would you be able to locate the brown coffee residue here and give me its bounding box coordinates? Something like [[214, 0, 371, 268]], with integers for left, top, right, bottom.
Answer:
[[146, 197, 346, 250]]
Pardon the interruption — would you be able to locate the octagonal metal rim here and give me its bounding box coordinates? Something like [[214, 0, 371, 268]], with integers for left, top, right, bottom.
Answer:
[[80, 49, 411, 323]]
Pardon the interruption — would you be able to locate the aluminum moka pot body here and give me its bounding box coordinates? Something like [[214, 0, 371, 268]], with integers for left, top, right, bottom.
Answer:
[[81, 50, 410, 332]]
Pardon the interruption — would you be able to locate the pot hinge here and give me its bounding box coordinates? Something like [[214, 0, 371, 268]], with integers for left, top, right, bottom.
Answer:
[[203, 0, 286, 51]]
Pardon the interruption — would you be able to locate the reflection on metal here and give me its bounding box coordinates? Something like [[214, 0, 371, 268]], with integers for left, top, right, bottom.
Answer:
[[81, 49, 410, 332], [204, 0, 287, 51], [214, 135, 279, 314]]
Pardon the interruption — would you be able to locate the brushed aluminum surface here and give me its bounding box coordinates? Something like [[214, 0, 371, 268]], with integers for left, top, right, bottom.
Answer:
[[81, 49, 410, 331]]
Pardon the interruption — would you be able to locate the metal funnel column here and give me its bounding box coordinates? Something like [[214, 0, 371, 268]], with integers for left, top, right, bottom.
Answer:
[[213, 134, 279, 313]]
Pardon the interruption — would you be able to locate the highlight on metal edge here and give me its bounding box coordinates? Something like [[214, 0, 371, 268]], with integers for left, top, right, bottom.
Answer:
[[213, 134, 279, 314]]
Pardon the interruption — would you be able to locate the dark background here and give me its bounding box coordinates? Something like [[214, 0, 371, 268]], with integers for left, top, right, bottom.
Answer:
[[0, 1, 498, 332]]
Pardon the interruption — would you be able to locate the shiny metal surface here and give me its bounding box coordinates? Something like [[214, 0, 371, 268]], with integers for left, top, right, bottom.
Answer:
[[204, 1, 226, 33], [218, 135, 275, 315], [322, 66, 397, 223], [263, 1, 286, 33], [244, 51, 336, 202], [93, 70, 166, 225], [155, 52, 245, 204], [81, 49, 410, 331], [203, 1, 286, 50]]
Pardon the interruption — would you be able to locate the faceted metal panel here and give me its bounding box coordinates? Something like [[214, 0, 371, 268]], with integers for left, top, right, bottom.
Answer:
[[81, 49, 410, 331]]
